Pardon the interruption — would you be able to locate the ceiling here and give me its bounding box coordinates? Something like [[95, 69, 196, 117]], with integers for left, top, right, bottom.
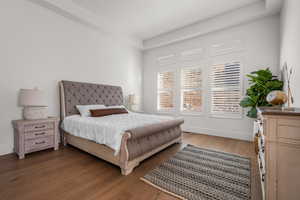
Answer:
[[72, 0, 262, 40]]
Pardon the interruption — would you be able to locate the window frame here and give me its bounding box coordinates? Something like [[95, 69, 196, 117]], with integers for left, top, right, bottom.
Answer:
[[156, 69, 176, 113], [180, 65, 204, 115]]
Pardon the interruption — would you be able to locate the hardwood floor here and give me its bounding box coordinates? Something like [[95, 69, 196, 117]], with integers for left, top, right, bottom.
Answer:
[[0, 133, 261, 200]]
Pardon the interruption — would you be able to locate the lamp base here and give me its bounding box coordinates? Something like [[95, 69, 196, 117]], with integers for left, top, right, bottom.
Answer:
[[23, 106, 48, 120]]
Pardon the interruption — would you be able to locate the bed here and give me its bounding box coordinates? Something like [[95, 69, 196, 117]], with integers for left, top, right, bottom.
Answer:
[[59, 80, 184, 175]]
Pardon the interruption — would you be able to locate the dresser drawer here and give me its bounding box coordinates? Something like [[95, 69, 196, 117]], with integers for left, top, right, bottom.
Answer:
[[278, 126, 300, 140], [24, 122, 53, 132], [25, 136, 54, 153], [25, 130, 54, 140]]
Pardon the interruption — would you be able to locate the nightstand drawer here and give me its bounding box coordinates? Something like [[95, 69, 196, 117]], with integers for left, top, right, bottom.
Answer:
[[25, 130, 54, 140], [25, 136, 54, 153], [24, 122, 53, 132]]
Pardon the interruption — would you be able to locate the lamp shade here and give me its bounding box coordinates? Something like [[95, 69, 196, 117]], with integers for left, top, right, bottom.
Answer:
[[19, 88, 47, 107], [128, 94, 140, 105]]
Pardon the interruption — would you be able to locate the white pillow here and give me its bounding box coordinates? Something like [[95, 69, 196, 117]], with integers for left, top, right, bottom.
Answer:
[[76, 104, 106, 117], [105, 105, 129, 111], [105, 105, 126, 109]]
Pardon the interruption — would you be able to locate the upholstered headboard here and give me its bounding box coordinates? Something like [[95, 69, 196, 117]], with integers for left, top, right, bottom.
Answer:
[[59, 80, 123, 119]]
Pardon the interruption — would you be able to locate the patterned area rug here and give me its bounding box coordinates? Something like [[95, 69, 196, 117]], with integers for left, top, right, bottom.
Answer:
[[141, 144, 251, 200]]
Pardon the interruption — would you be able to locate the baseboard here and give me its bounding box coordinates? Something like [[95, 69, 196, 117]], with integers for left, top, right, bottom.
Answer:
[[182, 126, 253, 141], [0, 148, 14, 157]]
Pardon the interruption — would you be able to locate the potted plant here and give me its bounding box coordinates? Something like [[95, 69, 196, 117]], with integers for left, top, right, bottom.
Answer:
[[240, 68, 283, 118]]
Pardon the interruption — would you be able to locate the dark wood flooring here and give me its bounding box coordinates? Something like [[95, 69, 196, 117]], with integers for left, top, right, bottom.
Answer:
[[0, 133, 261, 200]]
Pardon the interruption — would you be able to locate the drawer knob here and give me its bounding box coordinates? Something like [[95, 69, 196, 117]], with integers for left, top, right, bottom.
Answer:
[[35, 132, 45, 136], [35, 125, 46, 129], [35, 141, 46, 145], [262, 173, 265, 182]]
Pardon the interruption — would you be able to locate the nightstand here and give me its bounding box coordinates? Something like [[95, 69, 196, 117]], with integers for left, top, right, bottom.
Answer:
[[12, 117, 60, 159]]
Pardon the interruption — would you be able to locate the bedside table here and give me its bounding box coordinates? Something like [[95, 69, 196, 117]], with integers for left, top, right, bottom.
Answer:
[[12, 117, 60, 159]]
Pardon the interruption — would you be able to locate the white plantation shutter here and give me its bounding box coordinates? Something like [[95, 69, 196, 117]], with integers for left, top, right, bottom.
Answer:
[[180, 48, 204, 61], [157, 71, 175, 111], [211, 61, 242, 117], [181, 67, 202, 112]]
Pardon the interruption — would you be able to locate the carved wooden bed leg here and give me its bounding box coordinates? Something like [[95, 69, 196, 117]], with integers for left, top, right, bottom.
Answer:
[[177, 136, 183, 144], [121, 161, 140, 175], [121, 168, 131, 176], [121, 166, 134, 176], [119, 132, 132, 175], [63, 136, 67, 146], [62, 131, 67, 146]]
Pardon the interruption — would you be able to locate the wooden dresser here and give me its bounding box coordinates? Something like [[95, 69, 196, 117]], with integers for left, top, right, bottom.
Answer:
[[257, 107, 300, 200], [12, 117, 60, 159]]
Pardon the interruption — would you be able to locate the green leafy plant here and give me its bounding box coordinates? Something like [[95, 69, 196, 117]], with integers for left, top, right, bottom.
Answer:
[[240, 68, 283, 118]]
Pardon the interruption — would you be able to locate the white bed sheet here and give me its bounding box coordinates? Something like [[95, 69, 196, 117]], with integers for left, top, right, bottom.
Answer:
[[61, 113, 177, 155]]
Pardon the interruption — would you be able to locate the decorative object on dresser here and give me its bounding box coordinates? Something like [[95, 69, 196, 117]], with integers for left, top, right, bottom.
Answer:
[[257, 107, 300, 200], [19, 88, 48, 120], [12, 117, 60, 159], [266, 90, 287, 106], [282, 62, 294, 107]]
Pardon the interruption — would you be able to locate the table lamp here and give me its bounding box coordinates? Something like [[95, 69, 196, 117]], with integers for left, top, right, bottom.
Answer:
[[128, 94, 139, 111]]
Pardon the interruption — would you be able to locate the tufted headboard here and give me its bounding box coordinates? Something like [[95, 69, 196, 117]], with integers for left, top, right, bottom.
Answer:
[[59, 80, 124, 119]]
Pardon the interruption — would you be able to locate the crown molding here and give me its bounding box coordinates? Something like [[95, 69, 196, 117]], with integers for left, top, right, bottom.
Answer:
[[27, 0, 143, 49], [143, 0, 283, 50]]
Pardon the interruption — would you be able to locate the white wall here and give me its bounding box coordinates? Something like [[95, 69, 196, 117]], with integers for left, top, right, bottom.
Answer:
[[280, 0, 300, 107], [0, 0, 142, 155], [143, 15, 280, 141]]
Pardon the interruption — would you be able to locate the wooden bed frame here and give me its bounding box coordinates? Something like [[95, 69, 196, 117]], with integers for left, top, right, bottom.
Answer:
[[59, 81, 182, 175]]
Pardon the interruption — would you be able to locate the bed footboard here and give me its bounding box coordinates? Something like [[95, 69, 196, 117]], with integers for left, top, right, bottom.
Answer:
[[63, 126, 182, 176], [119, 125, 182, 175]]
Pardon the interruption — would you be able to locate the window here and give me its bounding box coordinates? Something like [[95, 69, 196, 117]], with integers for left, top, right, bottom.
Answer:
[[157, 71, 175, 111], [180, 67, 202, 113], [210, 61, 242, 117]]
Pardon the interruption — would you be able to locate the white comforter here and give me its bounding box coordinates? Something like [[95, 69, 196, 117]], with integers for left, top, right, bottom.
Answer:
[[61, 113, 177, 155]]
